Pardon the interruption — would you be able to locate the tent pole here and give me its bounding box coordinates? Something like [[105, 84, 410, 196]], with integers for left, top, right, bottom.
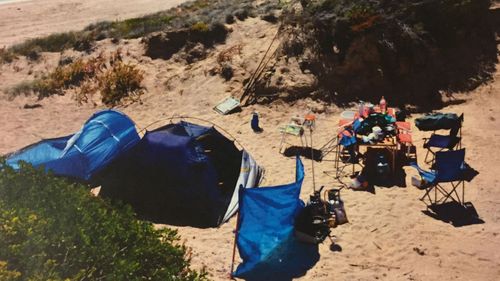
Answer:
[[229, 210, 240, 279], [310, 128, 316, 192]]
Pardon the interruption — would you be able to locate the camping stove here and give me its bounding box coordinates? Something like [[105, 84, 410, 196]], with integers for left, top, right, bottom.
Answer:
[[295, 186, 347, 244]]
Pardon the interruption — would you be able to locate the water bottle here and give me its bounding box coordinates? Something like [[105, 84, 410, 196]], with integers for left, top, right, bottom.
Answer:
[[358, 101, 365, 117], [251, 111, 259, 131], [379, 96, 387, 114]]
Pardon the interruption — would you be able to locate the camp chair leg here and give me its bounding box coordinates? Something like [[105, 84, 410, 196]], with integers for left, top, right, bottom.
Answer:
[[424, 149, 433, 165], [422, 180, 466, 207], [462, 180, 465, 204], [435, 183, 464, 205], [419, 187, 434, 205]]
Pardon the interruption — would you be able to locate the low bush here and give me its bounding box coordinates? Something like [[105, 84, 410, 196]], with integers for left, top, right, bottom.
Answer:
[[9, 51, 144, 106], [109, 15, 175, 39], [0, 160, 206, 280], [220, 63, 234, 81], [0, 47, 17, 64], [7, 1, 282, 58], [5, 81, 36, 98], [144, 22, 228, 60], [98, 61, 145, 106], [225, 14, 235, 24], [33, 56, 105, 99], [279, 0, 497, 108], [10, 32, 79, 55], [191, 22, 210, 33]]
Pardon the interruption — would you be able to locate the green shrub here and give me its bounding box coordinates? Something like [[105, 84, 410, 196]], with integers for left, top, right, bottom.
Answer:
[[32, 57, 104, 99], [280, 0, 496, 108], [0, 261, 20, 281], [5, 81, 36, 98], [10, 52, 144, 106], [0, 47, 17, 64], [10, 32, 78, 55], [0, 160, 206, 280], [110, 15, 175, 39], [98, 62, 145, 106], [191, 22, 210, 32], [7, 1, 282, 57]]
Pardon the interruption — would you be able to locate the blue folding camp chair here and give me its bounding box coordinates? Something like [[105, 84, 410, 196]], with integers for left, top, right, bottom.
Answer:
[[411, 149, 467, 206], [423, 114, 463, 164]]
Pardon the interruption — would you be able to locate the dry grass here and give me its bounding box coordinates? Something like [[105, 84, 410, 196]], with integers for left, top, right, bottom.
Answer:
[[7, 50, 144, 107], [6, 0, 281, 59], [217, 44, 243, 64], [0, 47, 17, 64]]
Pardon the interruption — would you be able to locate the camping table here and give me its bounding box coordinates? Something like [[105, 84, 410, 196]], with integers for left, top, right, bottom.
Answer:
[[357, 136, 398, 175], [336, 107, 399, 174]]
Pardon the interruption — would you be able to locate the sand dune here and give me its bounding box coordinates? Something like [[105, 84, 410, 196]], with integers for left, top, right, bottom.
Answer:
[[0, 0, 186, 47]]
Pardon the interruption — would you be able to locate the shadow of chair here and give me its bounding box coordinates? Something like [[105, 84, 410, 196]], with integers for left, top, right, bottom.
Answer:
[[422, 201, 484, 227]]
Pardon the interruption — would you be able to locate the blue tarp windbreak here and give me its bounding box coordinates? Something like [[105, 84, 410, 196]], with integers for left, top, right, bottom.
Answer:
[[234, 157, 319, 280]]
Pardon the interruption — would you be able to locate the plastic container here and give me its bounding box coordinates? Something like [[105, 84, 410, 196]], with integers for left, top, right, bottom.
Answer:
[[340, 110, 356, 120], [350, 177, 362, 189], [411, 175, 423, 188], [372, 126, 384, 140]]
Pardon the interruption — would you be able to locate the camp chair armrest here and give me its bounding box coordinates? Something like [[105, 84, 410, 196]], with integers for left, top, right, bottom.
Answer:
[[409, 162, 437, 183]]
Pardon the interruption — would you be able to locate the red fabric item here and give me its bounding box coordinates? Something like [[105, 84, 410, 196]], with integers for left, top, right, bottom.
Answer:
[[397, 133, 412, 144], [339, 119, 352, 127], [396, 121, 411, 131]]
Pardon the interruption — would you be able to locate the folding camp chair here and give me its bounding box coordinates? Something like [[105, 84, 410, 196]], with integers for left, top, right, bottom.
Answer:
[[411, 149, 467, 206], [278, 123, 306, 154], [395, 121, 416, 161], [332, 125, 365, 181], [423, 114, 463, 164]]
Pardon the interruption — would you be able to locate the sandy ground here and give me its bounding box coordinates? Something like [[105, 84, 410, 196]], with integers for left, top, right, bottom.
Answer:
[[1, 2, 500, 281], [0, 0, 186, 47]]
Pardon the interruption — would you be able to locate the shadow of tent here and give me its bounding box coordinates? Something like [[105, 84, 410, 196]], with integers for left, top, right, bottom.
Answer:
[[237, 234, 320, 281], [422, 201, 485, 227]]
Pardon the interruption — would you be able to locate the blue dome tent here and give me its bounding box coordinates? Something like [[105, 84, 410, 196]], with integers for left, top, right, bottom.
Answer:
[[97, 120, 263, 227], [6, 110, 140, 181], [6, 112, 262, 227]]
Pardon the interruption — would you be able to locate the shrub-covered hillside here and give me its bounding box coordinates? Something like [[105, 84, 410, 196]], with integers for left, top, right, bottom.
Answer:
[[0, 160, 206, 281], [279, 0, 497, 109]]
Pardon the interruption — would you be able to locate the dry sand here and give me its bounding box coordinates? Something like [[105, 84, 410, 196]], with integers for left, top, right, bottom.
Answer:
[[0, 0, 186, 47], [1, 1, 500, 281]]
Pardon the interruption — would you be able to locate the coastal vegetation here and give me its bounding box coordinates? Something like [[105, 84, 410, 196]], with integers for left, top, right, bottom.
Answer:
[[276, 0, 497, 108], [3, 0, 282, 106], [2, 0, 496, 109], [8, 50, 145, 107], [0, 159, 206, 280], [5, 0, 281, 60]]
